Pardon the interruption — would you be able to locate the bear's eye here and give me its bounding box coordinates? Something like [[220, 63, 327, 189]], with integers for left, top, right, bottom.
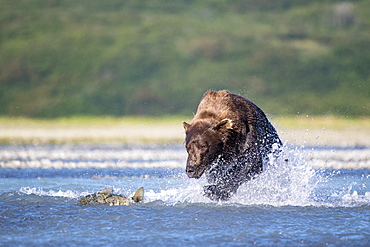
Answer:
[[199, 144, 207, 150]]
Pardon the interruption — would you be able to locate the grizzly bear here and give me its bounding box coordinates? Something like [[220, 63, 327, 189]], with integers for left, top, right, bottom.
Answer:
[[183, 90, 282, 201]]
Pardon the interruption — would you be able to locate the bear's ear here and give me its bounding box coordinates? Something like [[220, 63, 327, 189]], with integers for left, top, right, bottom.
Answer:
[[183, 121, 191, 131], [214, 119, 233, 130]]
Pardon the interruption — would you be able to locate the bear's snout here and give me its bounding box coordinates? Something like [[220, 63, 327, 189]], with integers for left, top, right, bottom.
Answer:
[[186, 163, 205, 178], [186, 165, 196, 177]]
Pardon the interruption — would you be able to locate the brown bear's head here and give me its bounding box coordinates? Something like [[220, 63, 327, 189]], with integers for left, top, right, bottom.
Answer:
[[183, 119, 234, 178]]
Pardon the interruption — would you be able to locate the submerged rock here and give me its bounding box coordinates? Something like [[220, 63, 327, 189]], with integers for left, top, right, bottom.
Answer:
[[77, 187, 143, 206]]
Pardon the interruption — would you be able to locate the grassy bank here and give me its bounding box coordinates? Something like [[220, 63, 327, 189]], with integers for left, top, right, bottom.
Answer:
[[1, 0, 369, 117], [1, 116, 369, 146], [0, 116, 190, 145], [0, 115, 190, 127], [273, 115, 370, 147]]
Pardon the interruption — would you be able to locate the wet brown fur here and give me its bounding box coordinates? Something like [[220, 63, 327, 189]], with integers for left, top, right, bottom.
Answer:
[[183, 90, 281, 201]]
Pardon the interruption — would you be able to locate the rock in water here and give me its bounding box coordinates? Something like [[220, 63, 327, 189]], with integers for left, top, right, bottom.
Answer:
[[77, 187, 144, 206], [132, 187, 144, 202]]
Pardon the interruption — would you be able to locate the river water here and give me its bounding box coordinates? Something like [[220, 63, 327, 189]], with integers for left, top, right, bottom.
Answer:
[[0, 144, 369, 246]]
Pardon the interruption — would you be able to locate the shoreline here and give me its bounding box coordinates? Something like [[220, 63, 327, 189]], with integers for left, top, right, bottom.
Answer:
[[0, 143, 369, 171], [1, 119, 369, 147], [0, 147, 369, 170], [1, 116, 370, 170]]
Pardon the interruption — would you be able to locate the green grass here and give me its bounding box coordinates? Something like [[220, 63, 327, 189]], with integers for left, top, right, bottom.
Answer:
[[0, 115, 193, 128], [1, 115, 368, 129], [1, 0, 369, 118], [273, 115, 370, 129], [1, 115, 369, 145]]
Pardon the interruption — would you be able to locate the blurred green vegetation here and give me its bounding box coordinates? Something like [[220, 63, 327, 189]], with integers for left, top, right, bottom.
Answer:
[[1, 0, 369, 118]]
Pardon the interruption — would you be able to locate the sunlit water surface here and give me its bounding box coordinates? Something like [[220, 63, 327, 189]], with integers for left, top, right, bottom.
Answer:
[[1, 145, 369, 246]]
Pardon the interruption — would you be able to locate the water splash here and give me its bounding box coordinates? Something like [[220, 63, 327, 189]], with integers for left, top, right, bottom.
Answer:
[[19, 187, 87, 198], [144, 144, 370, 207], [14, 144, 370, 207], [229, 145, 317, 206], [145, 179, 211, 205], [144, 144, 318, 206]]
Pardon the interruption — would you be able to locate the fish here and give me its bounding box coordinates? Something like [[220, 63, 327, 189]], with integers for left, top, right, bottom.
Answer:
[[77, 187, 144, 206]]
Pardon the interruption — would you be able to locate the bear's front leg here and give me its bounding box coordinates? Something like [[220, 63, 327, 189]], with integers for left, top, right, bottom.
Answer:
[[203, 184, 238, 201]]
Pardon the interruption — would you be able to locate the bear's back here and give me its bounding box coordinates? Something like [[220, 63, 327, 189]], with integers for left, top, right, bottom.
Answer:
[[194, 90, 264, 126], [194, 90, 280, 150]]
